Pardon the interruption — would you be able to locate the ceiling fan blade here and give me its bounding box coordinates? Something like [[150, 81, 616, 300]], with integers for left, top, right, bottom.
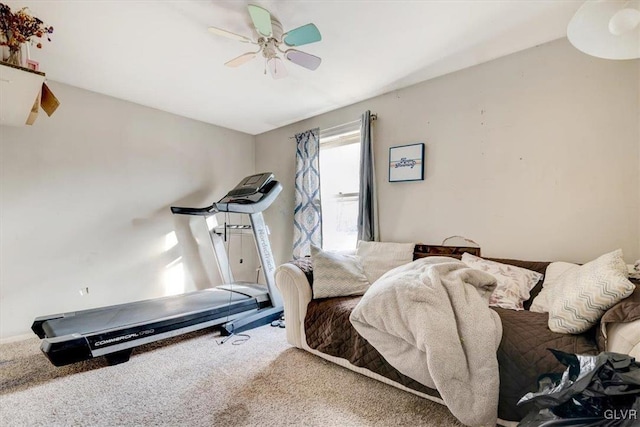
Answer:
[[283, 23, 321, 47], [268, 57, 288, 79], [208, 26, 253, 43], [248, 4, 273, 37], [285, 49, 321, 71], [225, 52, 257, 68]]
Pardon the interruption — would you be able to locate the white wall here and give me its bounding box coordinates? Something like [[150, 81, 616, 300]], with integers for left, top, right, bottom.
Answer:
[[256, 39, 640, 266], [0, 82, 256, 339]]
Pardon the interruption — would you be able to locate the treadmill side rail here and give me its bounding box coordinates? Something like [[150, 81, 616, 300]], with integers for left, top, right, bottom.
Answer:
[[32, 314, 65, 338], [221, 306, 283, 336], [35, 290, 261, 366], [41, 334, 92, 367]]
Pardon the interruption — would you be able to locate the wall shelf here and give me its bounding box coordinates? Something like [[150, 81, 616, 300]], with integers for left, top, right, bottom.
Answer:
[[0, 62, 46, 126]]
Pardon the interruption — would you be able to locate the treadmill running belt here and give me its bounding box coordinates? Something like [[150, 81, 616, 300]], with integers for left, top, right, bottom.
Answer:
[[42, 289, 254, 337]]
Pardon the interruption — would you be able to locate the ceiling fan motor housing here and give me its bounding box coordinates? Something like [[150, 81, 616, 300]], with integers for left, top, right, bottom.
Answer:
[[260, 39, 277, 60], [259, 17, 283, 60]]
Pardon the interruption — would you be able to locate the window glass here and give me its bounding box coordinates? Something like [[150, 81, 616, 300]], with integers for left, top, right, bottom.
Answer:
[[320, 139, 360, 251]]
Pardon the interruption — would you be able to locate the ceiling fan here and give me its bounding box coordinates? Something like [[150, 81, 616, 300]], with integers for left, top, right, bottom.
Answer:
[[208, 4, 322, 79]]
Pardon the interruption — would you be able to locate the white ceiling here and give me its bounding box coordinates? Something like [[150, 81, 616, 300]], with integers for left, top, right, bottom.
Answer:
[[9, 0, 583, 135]]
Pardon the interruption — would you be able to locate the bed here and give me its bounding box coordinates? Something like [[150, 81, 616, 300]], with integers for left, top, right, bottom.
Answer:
[[274, 244, 640, 426]]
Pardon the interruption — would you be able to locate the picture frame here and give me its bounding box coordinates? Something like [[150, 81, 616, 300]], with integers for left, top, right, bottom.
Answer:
[[389, 143, 424, 182], [26, 59, 39, 71]]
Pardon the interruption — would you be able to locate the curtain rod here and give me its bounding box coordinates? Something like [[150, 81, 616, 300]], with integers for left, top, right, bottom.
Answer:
[[289, 113, 377, 140]]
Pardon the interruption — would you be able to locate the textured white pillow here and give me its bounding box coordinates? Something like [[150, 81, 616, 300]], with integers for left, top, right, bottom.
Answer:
[[461, 253, 543, 310], [311, 245, 370, 299], [529, 262, 578, 313], [355, 241, 415, 284], [548, 249, 635, 334]]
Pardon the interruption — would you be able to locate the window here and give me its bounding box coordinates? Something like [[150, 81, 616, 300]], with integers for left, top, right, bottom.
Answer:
[[319, 121, 361, 251]]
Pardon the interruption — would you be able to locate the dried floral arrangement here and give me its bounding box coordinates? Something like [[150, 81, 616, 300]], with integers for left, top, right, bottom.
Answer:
[[0, 3, 53, 52]]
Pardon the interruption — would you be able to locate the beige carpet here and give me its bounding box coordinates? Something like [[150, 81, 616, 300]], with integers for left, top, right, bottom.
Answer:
[[0, 325, 463, 426]]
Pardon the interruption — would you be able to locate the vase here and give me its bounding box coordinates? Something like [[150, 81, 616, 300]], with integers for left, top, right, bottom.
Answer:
[[6, 46, 22, 66]]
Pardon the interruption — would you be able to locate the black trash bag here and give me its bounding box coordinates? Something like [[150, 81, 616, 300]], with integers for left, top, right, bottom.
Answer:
[[517, 349, 640, 427]]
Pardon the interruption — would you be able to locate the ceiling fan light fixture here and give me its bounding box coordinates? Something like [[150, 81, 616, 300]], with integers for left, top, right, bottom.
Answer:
[[268, 57, 288, 79]]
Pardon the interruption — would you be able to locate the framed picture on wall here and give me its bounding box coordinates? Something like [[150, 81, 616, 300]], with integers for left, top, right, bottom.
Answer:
[[26, 59, 39, 71], [389, 143, 425, 182]]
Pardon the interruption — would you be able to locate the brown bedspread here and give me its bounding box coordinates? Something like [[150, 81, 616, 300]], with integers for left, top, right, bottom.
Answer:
[[304, 296, 442, 400], [305, 297, 599, 421], [493, 308, 598, 420], [296, 257, 637, 422]]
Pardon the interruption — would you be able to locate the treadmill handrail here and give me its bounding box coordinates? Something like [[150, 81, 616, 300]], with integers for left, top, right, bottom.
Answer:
[[170, 203, 218, 216]]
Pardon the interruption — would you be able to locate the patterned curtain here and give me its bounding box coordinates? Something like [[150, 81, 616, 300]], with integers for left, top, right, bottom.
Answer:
[[293, 128, 322, 258], [357, 111, 378, 241]]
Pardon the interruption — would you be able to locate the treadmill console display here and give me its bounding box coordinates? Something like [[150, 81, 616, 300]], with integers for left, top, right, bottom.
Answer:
[[226, 173, 273, 198], [217, 172, 279, 207]]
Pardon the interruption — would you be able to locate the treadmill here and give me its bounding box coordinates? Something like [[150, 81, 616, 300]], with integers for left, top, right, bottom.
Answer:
[[32, 173, 284, 366]]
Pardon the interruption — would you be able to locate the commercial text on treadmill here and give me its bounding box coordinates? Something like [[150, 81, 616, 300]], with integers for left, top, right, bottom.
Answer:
[[94, 329, 155, 347]]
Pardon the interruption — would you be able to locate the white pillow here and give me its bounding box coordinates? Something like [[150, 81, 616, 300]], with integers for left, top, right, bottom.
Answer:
[[311, 245, 370, 299], [548, 249, 635, 334], [629, 262, 640, 280], [355, 241, 415, 284], [529, 262, 578, 313], [606, 321, 640, 359], [461, 253, 543, 311]]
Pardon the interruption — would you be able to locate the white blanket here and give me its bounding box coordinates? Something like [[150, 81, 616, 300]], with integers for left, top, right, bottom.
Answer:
[[349, 257, 502, 426]]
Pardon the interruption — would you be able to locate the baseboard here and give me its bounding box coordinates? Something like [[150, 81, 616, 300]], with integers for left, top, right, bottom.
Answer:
[[0, 333, 35, 345]]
